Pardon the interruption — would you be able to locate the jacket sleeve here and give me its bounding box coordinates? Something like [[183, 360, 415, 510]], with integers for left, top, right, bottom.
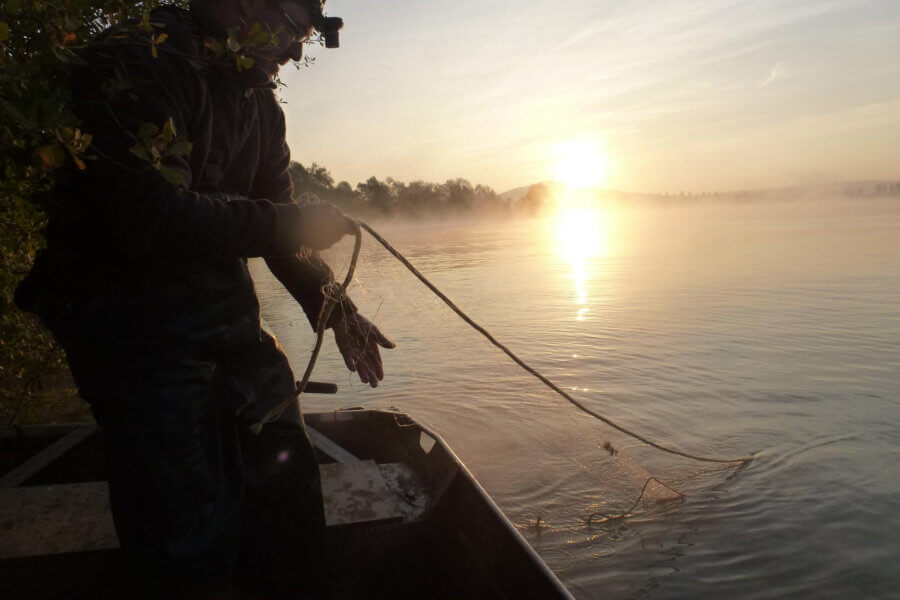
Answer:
[[252, 98, 357, 328], [72, 27, 306, 262]]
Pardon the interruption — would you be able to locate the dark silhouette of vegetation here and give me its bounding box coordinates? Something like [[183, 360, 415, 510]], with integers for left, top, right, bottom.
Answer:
[[1, 1, 206, 424], [288, 162, 512, 219], [516, 183, 554, 215]]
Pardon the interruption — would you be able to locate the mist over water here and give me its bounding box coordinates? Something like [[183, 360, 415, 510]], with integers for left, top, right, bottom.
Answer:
[[251, 197, 900, 599]]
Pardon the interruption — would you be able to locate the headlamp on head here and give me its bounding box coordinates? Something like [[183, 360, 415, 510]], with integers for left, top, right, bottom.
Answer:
[[315, 15, 343, 48], [296, 0, 343, 48]]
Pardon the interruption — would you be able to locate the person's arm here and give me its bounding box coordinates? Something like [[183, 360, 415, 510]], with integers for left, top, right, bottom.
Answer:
[[251, 98, 356, 327], [252, 100, 394, 387], [73, 23, 308, 261], [264, 252, 357, 327]]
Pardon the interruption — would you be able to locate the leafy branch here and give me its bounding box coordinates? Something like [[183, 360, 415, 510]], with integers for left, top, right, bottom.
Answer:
[[203, 20, 283, 72], [128, 117, 192, 185]]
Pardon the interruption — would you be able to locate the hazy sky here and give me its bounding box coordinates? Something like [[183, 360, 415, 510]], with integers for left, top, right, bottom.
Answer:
[[279, 0, 900, 194]]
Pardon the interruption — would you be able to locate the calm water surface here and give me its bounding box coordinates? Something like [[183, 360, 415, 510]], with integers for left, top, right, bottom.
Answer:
[[251, 197, 900, 599]]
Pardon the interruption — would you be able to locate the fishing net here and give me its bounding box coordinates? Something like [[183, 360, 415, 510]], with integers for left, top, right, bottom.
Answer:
[[249, 214, 745, 580]]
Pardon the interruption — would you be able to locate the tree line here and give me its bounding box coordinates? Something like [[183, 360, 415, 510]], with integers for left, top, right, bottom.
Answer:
[[288, 162, 513, 218]]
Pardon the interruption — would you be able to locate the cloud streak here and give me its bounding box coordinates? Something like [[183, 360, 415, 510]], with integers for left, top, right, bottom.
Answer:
[[760, 61, 788, 87]]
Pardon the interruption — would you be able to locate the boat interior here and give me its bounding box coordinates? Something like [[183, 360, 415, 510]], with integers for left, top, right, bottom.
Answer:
[[0, 408, 572, 599]]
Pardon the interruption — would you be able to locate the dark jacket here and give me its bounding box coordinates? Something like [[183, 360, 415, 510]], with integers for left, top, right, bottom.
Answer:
[[18, 6, 349, 365]]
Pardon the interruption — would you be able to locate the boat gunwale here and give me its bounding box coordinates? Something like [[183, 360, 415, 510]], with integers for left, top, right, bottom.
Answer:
[[306, 408, 575, 600]]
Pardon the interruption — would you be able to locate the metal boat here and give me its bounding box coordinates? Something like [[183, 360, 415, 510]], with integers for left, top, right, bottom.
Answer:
[[0, 408, 573, 599]]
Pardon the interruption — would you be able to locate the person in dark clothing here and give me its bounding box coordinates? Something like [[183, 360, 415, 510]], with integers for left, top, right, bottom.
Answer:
[[15, 0, 392, 597]]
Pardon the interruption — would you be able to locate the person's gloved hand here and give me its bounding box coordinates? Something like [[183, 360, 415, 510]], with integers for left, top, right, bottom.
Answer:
[[297, 202, 358, 250], [332, 311, 395, 387]]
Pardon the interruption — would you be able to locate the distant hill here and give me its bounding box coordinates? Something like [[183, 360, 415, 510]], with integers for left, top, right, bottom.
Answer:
[[498, 181, 557, 203]]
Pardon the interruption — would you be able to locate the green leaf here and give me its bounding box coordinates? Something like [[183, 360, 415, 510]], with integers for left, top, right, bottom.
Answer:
[[5, 0, 22, 15], [158, 166, 184, 186], [204, 38, 224, 53], [136, 122, 159, 138], [161, 117, 176, 143], [128, 144, 149, 162], [235, 54, 254, 71], [35, 144, 66, 170], [169, 141, 193, 157], [0, 22, 9, 43], [247, 22, 269, 46], [58, 127, 75, 142]]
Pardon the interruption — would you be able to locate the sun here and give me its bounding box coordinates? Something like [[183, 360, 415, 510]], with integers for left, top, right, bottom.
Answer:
[[552, 139, 608, 189]]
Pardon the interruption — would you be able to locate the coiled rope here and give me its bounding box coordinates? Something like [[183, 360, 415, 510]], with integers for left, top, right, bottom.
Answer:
[[255, 220, 754, 466], [250, 225, 362, 434]]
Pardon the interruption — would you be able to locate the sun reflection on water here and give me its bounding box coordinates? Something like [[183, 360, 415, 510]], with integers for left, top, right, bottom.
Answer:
[[552, 194, 613, 321]]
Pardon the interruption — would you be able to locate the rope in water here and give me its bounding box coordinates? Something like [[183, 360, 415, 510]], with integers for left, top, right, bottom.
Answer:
[[257, 219, 754, 465], [359, 222, 752, 465]]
